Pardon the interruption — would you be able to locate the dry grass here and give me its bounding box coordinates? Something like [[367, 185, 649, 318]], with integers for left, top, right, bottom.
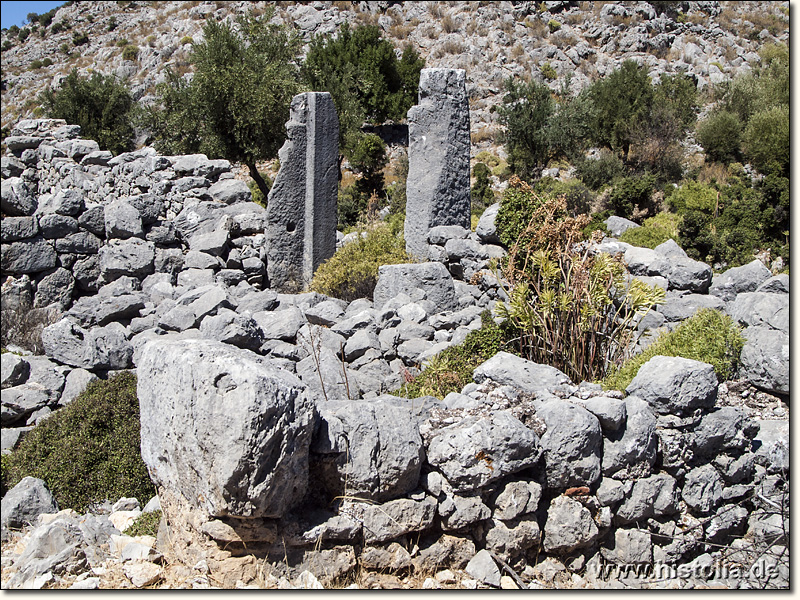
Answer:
[[432, 39, 465, 58], [389, 23, 412, 39], [471, 128, 498, 144], [427, 2, 443, 19], [441, 14, 458, 33], [510, 42, 525, 59]]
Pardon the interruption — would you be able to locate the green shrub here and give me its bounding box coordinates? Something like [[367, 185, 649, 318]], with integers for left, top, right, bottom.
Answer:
[[122, 44, 139, 60], [72, 31, 89, 46], [29, 59, 43, 70], [108, 16, 118, 31], [2, 372, 156, 513], [603, 309, 745, 391], [495, 176, 547, 247], [471, 162, 495, 215], [124, 510, 162, 537], [582, 209, 611, 238], [536, 177, 594, 217], [696, 110, 742, 163], [619, 211, 680, 249], [742, 105, 789, 175], [666, 180, 718, 214], [400, 311, 510, 399], [310, 223, 411, 302], [42, 57, 53, 67], [574, 150, 625, 190], [51, 21, 69, 34], [180, 35, 193, 45], [1, 40, 12, 52], [540, 62, 557, 80], [608, 174, 655, 220], [115, 38, 129, 47], [548, 19, 561, 32]]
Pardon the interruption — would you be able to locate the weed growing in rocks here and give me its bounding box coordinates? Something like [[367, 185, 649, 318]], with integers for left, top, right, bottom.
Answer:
[[496, 181, 664, 382], [310, 222, 411, 302], [124, 510, 162, 537], [0, 304, 62, 355], [619, 211, 680, 249], [2, 372, 155, 512], [603, 308, 745, 391]]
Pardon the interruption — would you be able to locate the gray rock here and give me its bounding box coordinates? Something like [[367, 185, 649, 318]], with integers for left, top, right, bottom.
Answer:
[[2, 384, 52, 426], [98, 238, 155, 281], [41, 318, 132, 370], [465, 549, 501, 588], [606, 529, 652, 564], [139, 338, 317, 518], [296, 347, 359, 403], [682, 464, 723, 514], [189, 229, 229, 257], [537, 400, 602, 490], [236, 289, 280, 314], [183, 285, 236, 321], [38, 189, 84, 216], [425, 411, 541, 493], [1, 237, 57, 274], [8, 517, 87, 585], [1, 477, 58, 531], [755, 274, 789, 294], [199, 309, 265, 351], [692, 406, 758, 458], [616, 473, 679, 524], [1, 216, 39, 241], [439, 493, 491, 531], [312, 398, 424, 501], [67, 293, 145, 327], [404, 68, 470, 260], [59, 368, 98, 405], [577, 396, 627, 431], [104, 199, 143, 239], [253, 306, 305, 342], [596, 477, 626, 507], [54, 231, 102, 254], [32, 268, 74, 309], [1, 177, 37, 216], [738, 326, 789, 395], [473, 352, 572, 396], [626, 355, 717, 415], [653, 238, 687, 259], [182, 250, 221, 270], [752, 419, 788, 473], [78, 205, 105, 237], [158, 305, 198, 331], [427, 225, 469, 245], [709, 259, 772, 301], [444, 237, 488, 261], [727, 292, 788, 333], [543, 495, 599, 554], [396, 338, 434, 364], [373, 262, 458, 312], [343, 329, 380, 362], [331, 309, 376, 338], [704, 505, 748, 545], [605, 215, 640, 237], [1, 353, 30, 389], [209, 179, 251, 204], [657, 293, 725, 322], [624, 246, 712, 293], [484, 517, 541, 563], [266, 93, 338, 291], [601, 397, 657, 478], [493, 481, 542, 520], [353, 497, 436, 544], [38, 214, 78, 239], [475, 203, 501, 244]]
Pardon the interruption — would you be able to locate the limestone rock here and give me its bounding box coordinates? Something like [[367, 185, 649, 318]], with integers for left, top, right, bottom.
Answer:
[[373, 262, 457, 312], [543, 495, 599, 554], [537, 400, 602, 490], [625, 355, 717, 415]]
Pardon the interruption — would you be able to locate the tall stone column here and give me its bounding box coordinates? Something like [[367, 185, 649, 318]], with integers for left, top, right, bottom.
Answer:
[[266, 92, 339, 291], [404, 68, 471, 260]]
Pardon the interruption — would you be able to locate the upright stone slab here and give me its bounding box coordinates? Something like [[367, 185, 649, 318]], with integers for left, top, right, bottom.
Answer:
[[404, 68, 471, 260], [266, 92, 338, 291]]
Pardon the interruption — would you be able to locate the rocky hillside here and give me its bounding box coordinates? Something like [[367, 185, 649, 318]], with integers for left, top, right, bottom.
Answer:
[[0, 1, 790, 150]]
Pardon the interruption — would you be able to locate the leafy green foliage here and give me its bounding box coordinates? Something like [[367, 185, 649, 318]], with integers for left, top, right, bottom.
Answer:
[[574, 150, 625, 190], [349, 133, 388, 197], [72, 31, 88, 46], [495, 176, 547, 247], [471, 163, 495, 216], [536, 177, 594, 217], [608, 174, 655, 221], [742, 105, 789, 176], [400, 311, 510, 399], [603, 309, 745, 391], [303, 23, 423, 158], [247, 171, 272, 208], [122, 44, 139, 60], [666, 180, 718, 213], [619, 211, 680, 249], [124, 510, 162, 537], [696, 110, 742, 163], [496, 189, 665, 382], [3, 372, 155, 513], [40, 69, 135, 155], [145, 11, 300, 199], [310, 223, 411, 302]]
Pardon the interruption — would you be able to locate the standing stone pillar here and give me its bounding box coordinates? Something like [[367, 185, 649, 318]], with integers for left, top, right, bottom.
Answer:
[[404, 68, 471, 260], [266, 92, 339, 291]]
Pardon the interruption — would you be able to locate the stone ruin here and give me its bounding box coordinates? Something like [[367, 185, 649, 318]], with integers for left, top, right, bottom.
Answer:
[[266, 92, 339, 292], [404, 68, 471, 260]]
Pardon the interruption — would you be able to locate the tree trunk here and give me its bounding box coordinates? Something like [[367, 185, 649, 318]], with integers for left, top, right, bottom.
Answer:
[[247, 162, 271, 204]]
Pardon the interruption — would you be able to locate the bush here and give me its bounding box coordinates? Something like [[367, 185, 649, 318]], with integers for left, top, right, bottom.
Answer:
[[574, 150, 625, 190], [666, 180, 717, 214], [496, 195, 665, 383], [72, 31, 89, 46], [180, 35, 193, 45], [29, 59, 43, 70], [40, 69, 135, 155], [122, 44, 139, 60], [108, 16, 118, 31], [42, 57, 53, 67], [400, 311, 510, 399], [1, 305, 61, 355], [619, 211, 680, 249], [540, 62, 557, 80], [18, 28, 30, 43], [548, 19, 561, 32], [471, 162, 495, 216], [349, 133, 388, 197], [310, 223, 411, 302], [536, 177, 594, 217], [742, 105, 789, 175], [608, 174, 655, 221], [2, 372, 156, 512], [603, 309, 745, 391], [124, 510, 162, 537], [696, 110, 742, 163], [495, 176, 547, 247]]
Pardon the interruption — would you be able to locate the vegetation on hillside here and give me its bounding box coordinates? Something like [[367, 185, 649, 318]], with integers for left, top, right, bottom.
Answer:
[[2, 372, 155, 512]]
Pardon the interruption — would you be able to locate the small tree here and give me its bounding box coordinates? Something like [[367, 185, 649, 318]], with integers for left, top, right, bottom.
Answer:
[[40, 69, 135, 155], [145, 11, 300, 199], [696, 110, 742, 163]]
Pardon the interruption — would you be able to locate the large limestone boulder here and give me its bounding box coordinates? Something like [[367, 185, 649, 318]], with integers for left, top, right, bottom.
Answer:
[[537, 400, 602, 489], [373, 262, 457, 312], [709, 259, 772, 301], [137, 339, 318, 519], [312, 398, 424, 502], [625, 356, 717, 415], [1, 477, 59, 535], [738, 326, 789, 395], [473, 352, 572, 396]]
